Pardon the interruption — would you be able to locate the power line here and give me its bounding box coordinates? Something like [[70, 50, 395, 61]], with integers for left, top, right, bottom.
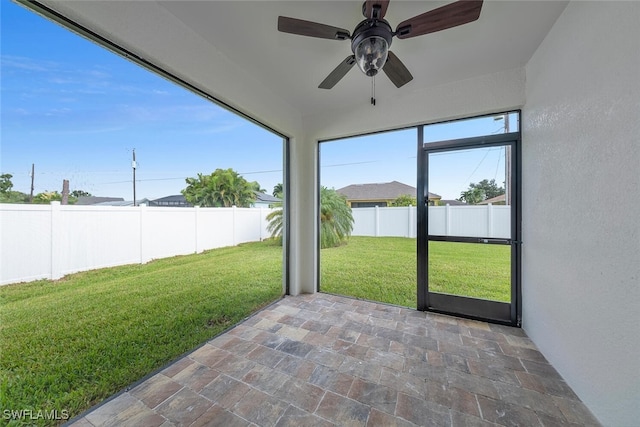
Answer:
[[464, 150, 493, 185], [323, 160, 379, 168], [100, 177, 187, 185], [21, 156, 420, 188], [494, 146, 503, 181], [98, 161, 381, 185], [240, 169, 283, 175]]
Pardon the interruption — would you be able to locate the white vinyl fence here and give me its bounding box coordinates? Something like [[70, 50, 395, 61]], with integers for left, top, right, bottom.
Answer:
[[1, 203, 510, 286], [0, 202, 274, 286], [351, 205, 510, 239]]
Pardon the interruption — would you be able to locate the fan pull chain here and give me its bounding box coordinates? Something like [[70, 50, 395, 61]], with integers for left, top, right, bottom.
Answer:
[[371, 75, 376, 106]]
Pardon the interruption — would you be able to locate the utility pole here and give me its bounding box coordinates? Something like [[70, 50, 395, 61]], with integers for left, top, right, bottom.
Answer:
[[29, 163, 35, 203], [132, 149, 137, 206]]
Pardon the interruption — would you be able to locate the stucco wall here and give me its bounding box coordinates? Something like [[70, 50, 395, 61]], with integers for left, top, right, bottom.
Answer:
[[288, 136, 318, 295], [522, 2, 640, 426]]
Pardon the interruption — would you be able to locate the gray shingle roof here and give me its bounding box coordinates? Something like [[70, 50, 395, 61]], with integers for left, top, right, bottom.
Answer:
[[76, 196, 124, 205], [336, 181, 440, 200], [440, 199, 467, 206], [255, 193, 281, 203], [93, 199, 150, 206], [150, 195, 190, 205]]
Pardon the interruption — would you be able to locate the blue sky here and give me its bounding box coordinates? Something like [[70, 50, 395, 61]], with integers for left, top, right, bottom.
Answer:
[[321, 116, 515, 200], [1, 0, 515, 201], [1, 0, 283, 200]]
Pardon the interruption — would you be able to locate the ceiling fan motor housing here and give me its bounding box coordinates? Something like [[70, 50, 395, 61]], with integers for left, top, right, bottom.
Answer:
[[277, 0, 483, 89], [351, 19, 393, 76]]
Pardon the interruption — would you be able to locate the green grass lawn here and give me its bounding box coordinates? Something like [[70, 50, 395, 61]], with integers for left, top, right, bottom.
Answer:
[[321, 236, 510, 307], [321, 236, 418, 307], [0, 236, 509, 425], [0, 241, 283, 425], [427, 240, 511, 302]]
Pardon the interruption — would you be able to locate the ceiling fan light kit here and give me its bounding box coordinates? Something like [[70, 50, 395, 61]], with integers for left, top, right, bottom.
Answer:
[[351, 19, 393, 77], [278, 0, 483, 99]]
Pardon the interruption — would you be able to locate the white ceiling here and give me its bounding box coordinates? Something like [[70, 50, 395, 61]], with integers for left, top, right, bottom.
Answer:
[[36, 0, 568, 130]]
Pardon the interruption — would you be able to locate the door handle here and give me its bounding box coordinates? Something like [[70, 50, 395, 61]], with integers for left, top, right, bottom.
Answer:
[[477, 238, 511, 245]]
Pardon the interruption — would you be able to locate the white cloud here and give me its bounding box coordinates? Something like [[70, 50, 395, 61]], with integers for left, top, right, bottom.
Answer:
[[29, 126, 127, 136], [0, 55, 57, 72], [44, 107, 72, 116], [9, 107, 31, 116], [192, 122, 245, 135], [115, 103, 233, 126]]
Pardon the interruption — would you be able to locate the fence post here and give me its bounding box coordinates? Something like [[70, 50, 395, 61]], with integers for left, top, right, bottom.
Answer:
[[445, 204, 451, 236], [195, 206, 201, 253], [487, 203, 494, 237], [139, 203, 149, 264], [50, 201, 63, 280], [374, 206, 380, 237], [487, 203, 495, 237], [232, 205, 237, 246]]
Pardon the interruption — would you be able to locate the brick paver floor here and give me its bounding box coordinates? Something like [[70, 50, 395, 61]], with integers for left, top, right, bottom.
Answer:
[[70, 293, 600, 426]]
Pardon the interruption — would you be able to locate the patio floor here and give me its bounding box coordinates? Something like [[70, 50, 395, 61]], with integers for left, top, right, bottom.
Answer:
[[70, 293, 600, 426]]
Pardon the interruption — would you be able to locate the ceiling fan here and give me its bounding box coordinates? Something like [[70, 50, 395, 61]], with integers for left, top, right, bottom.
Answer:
[[278, 0, 483, 90]]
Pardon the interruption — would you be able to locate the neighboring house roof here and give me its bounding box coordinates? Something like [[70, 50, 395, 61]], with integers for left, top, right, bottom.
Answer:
[[255, 193, 281, 204], [144, 192, 280, 207], [149, 195, 191, 206], [151, 194, 188, 203], [76, 196, 124, 205], [337, 181, 440, 201], [440, 199, 467, 206], [477, 194, 506, 205], [93, 198, 150, 206]]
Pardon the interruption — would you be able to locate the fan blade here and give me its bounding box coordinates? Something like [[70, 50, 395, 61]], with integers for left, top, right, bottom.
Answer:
[[395, 0, 483, 39], [363, 0, 390, 20], [383, 51, 413, 88], [319, 56, 356, 89], [278, 16, 350, 40]]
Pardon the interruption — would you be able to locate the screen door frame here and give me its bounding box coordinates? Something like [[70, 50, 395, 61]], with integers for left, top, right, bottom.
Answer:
[[417, 127, 522, 326]]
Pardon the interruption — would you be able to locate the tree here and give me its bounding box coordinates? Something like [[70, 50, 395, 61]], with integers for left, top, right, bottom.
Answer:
[[250, 181, 266, 194], [390, 194, 417, 207], [267, 186, 353, 249], [33, 191, 63, 204], [265, 207, 283, 244], [458, 187, 485, 205], [458, 179, 504, 204], [0, 174, 14, 194], [320, 187, 354, 248], [0, 174, 30, 203], [71, 190, 92, 198], [29, 190, 80, 205], [182, 168, 257, 207], [272, 183, 283, 198], [0, 191, 28, 203], [474, 179, 505, 199]]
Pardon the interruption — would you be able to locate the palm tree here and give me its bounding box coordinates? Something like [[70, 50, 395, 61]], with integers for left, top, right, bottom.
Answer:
[[272, 183, 283, 198], [182, 168, 256, 207], [319, 187, 354, 248], [250, 181, 266, 194], [266, 207, 283, 244], [267, 186, 353, 249]]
